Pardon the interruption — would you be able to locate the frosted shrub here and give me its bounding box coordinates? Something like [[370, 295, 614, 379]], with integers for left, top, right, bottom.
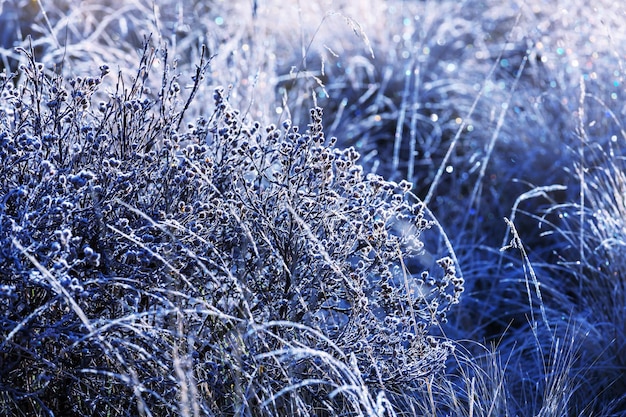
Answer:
[[0, 43, 462, 416]]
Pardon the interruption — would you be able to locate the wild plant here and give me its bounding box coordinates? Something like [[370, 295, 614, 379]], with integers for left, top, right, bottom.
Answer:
[[0, 39, 463, 416]]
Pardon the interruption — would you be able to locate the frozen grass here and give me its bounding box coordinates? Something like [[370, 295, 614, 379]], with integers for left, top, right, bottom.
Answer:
[[1, 0, 626, 415]]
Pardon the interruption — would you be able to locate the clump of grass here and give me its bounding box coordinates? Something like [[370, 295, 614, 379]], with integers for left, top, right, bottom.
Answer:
[[0, 40, 463, 416], [526, 89, 626, 414]]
